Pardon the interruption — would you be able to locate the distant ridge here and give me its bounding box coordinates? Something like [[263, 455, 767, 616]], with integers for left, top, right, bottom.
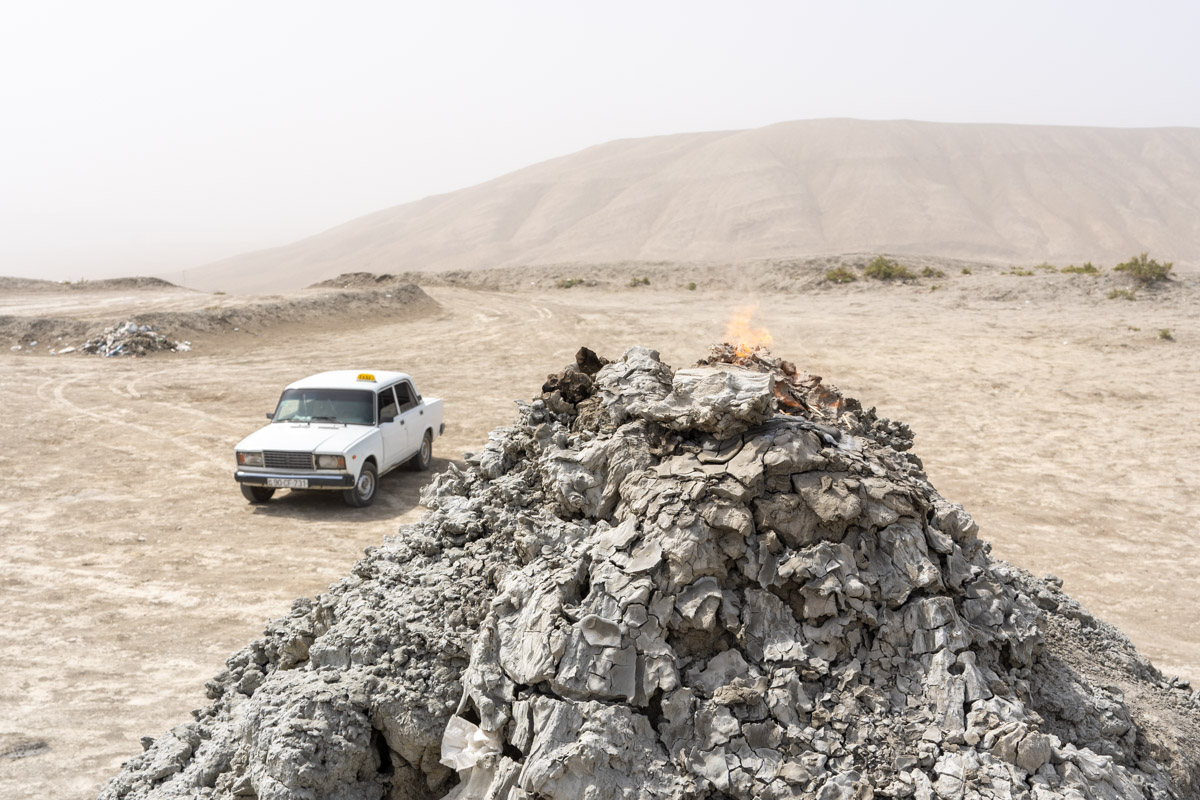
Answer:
[[188, 119, 1200, 293]]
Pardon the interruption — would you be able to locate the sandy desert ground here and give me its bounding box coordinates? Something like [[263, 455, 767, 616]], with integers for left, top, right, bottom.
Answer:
[[1, 262, 1197, 798]]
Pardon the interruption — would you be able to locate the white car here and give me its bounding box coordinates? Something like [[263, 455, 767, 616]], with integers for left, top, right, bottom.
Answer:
[[234, 370, 444, 507]]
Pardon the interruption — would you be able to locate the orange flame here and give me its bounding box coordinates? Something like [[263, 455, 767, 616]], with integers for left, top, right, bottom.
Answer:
[[724, 303, 772, 357]]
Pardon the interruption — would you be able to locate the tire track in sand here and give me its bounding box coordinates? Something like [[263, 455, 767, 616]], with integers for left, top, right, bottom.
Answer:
[[47, 373, 228, 469]]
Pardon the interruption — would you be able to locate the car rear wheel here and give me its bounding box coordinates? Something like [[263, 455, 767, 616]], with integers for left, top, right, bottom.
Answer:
[[241, 484, 275, 504], [409, 430, 433, 471], [343, 462, 377, 507]]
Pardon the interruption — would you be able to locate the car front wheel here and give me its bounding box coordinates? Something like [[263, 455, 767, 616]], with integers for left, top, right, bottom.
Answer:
[[343, 462, 377, 507], [241, 484, 275, 504]]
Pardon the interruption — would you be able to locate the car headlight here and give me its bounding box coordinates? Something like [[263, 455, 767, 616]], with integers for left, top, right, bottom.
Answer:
[[316, 454, 346, 469], [237, 451, 264, 467]]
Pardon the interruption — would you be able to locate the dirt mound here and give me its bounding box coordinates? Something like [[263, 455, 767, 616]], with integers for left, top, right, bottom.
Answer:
[[0, 276, 67, 292], [0, 315, 94, 347], [1, 317, 189, 357], [76, 277, 183, 292], [128, 282, 438, 335], [313, 257, 989, 295], [100, 347, 1199, 799], [314, 258, 1197, 311], [310, 272, 414, 290], [0, 276, 182, 293], [1, 283, 438, 353]]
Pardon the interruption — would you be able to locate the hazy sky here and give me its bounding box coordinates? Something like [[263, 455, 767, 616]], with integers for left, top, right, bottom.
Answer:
[[3, 1, 1197, 281]]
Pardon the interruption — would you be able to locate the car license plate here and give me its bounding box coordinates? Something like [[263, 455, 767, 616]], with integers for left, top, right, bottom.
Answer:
[[267, 478, 308, 489]]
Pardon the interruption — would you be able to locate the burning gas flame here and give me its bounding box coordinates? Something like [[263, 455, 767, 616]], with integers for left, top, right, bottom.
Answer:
[[724, 303, 773, 357]]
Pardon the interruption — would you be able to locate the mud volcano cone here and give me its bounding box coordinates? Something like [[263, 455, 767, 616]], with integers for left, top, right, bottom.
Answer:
[[102, 347, 1199, 800]]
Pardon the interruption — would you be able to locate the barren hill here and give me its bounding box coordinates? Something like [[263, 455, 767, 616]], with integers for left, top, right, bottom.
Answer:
[[189, 119, 1200, 294]]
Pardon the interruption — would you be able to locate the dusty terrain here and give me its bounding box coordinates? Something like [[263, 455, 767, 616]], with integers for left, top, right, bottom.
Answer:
[[1, 260, 1198, 798], [189, 120, 1200, 294]]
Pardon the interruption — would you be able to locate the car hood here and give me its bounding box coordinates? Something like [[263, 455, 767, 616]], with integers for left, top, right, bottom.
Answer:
[[235, 423, 372, 454]]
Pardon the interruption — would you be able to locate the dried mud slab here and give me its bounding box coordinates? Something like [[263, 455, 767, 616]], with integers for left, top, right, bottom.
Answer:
[[100, 346, 1200, 800]]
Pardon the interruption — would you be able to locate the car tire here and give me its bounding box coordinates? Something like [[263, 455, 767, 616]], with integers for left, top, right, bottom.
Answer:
[[343, 462, 377, 507], [409, 430, 433, 471], [241, 484, 275, 504]]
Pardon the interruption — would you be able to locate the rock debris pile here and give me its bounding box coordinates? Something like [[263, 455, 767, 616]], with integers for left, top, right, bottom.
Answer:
[[80, 321, 191, 357], [102, 346, 1199, 800]]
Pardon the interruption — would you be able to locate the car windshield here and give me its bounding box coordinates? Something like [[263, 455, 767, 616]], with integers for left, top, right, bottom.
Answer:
[[273, 388, 374, 425]]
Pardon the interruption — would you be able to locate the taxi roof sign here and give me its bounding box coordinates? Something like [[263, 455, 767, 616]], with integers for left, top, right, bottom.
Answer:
[[357, 373, 376, 382]]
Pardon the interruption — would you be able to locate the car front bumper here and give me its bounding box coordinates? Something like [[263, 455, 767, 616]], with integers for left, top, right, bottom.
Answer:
[[234, 470, 354, 489]]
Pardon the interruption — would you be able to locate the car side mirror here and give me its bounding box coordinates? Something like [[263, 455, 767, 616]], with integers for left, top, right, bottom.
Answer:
[[265, 412, 274, 420], [380, 412, 396, 424]]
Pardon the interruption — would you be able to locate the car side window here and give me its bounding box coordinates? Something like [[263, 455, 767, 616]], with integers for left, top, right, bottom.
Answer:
[[377, 387, 399, 423], [395, 381, 418, 413]]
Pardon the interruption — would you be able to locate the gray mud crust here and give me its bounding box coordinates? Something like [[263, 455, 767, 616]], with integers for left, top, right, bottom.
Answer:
[[101, 346, 1200, 800]]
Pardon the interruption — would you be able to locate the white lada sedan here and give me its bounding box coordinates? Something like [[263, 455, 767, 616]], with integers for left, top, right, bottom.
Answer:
[[233, 371, 444, 507]]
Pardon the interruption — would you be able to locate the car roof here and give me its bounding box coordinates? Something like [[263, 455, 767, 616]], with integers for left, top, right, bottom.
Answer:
[[285, 370, 412, 391]]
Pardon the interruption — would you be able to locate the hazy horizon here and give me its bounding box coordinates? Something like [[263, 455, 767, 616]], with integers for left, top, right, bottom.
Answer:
[[3, 1, 1198, 282]]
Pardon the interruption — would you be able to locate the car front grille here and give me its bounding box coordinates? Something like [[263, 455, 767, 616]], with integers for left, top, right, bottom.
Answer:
[[263, 451, 314, 470]]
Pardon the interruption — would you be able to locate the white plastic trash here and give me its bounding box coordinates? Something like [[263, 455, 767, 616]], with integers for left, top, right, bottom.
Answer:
[[439, 716, 501, 771], [438, 761, 496, 800]]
